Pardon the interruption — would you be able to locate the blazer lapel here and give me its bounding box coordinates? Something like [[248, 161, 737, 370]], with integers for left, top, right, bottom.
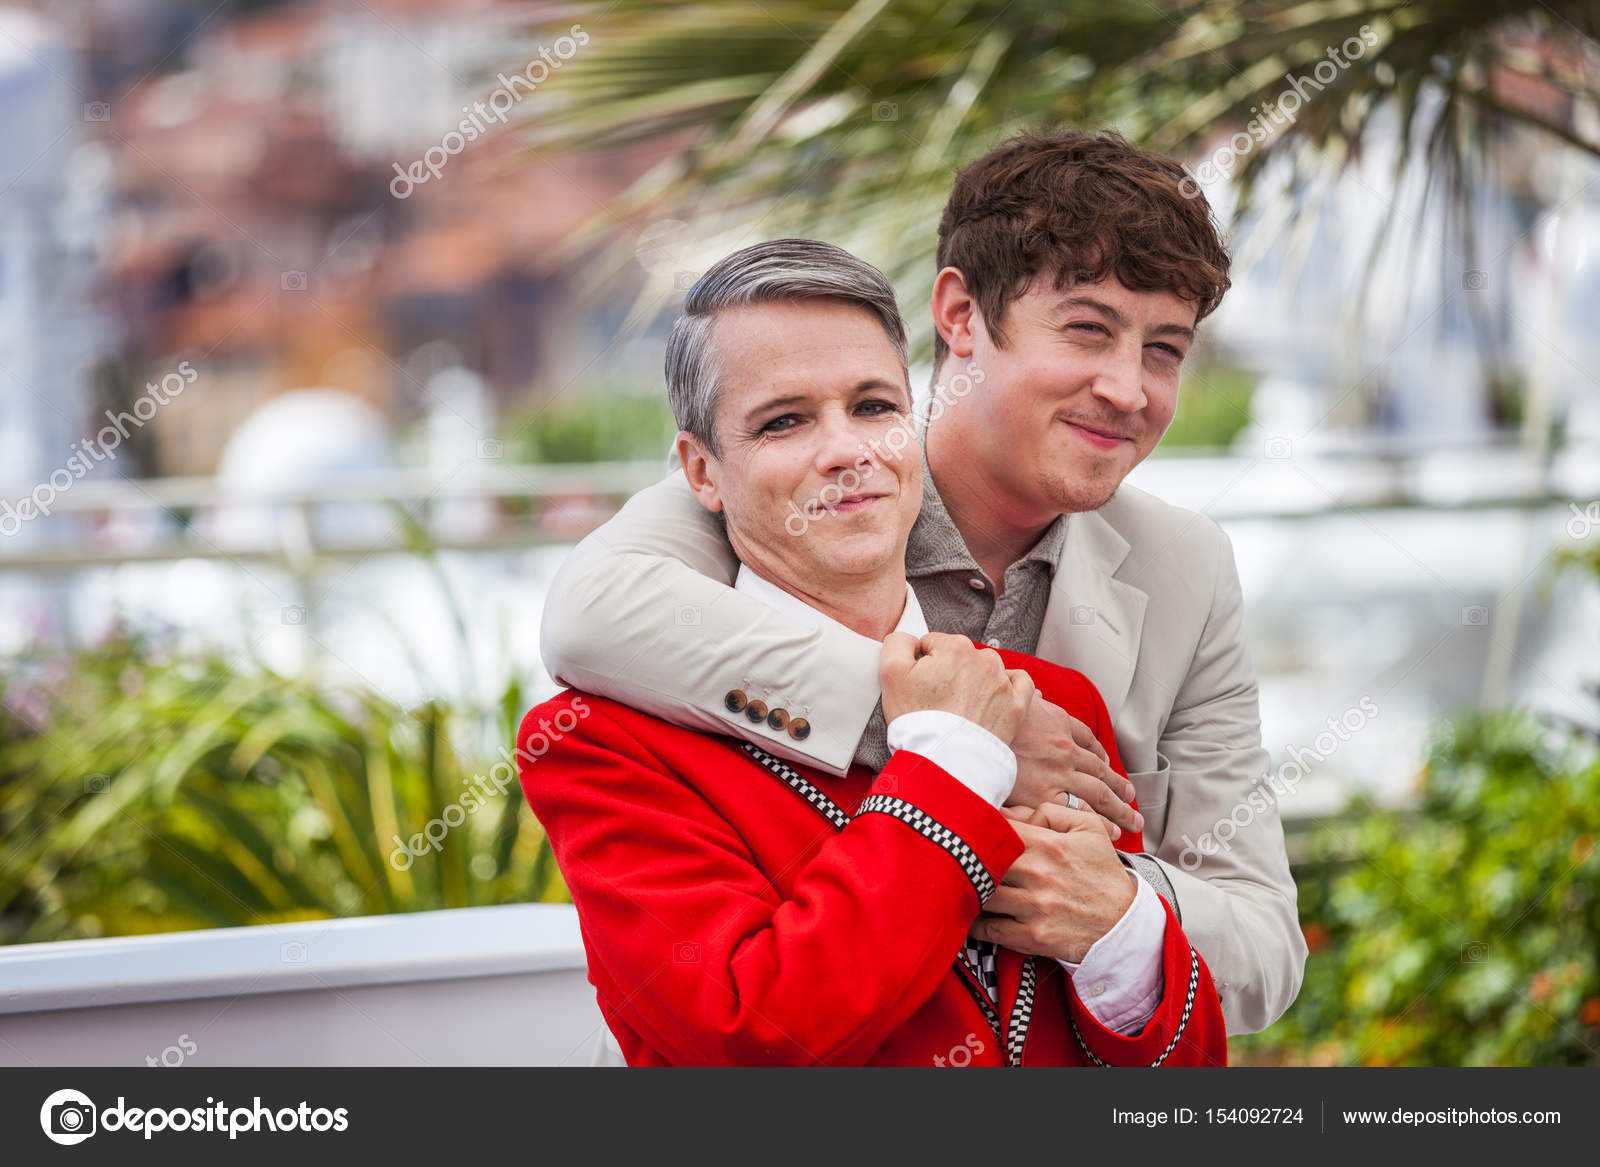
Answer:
[[1034, 508, 1148, 719]]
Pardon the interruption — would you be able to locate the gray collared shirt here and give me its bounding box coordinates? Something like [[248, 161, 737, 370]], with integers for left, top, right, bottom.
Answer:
[[855, 448, 1067, 772]]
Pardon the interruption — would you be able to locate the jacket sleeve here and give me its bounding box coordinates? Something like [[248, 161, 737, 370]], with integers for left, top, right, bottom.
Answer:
[[1064, 895, 1228, 1067], [520, 697, 1024, 1065], [539, 468, 881, 777], [1142, 523, 1306, 1034]]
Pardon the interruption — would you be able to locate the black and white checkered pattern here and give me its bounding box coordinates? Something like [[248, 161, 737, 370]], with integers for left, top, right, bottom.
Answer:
[[853, 793, 997, 906], [963, 938, 999, 1003], [738, 742, 850, 830], [1070, 946, 1201, 1067], [1005, 957, 1038, 1066]]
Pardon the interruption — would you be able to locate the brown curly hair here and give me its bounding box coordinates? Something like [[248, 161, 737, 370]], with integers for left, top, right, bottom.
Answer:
[[933, 128, 1231, 370]]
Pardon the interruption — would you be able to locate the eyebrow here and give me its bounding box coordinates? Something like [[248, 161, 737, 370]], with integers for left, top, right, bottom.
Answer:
[[741, 378, 907, 423], [1057, 295, 1195, 342]]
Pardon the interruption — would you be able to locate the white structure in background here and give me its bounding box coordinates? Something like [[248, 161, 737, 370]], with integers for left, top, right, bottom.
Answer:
[[0, 7, 112, 655], [206, 388, 399, 549], [0, 9, 109, 521], [424, 363, 497, 540], [316, 7, 526, 162], [0, 904, 605, 1066], [1199, 92, 1600, 451]]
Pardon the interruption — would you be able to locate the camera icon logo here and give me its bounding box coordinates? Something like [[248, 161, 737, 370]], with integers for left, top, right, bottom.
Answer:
[[281, 270, 308, 292], [477, 438, 504, 460], [674, 270, 700, 291], [282, 605, 306, 625], [1263, 436, 1292, 460], [1069, 605, 1096, 627], [40, 1088, 97, 1145], [1462, 270, 1487, 291], [673, 941, 701, 963], [1461, 940, 1488, 962], [674, 604, 702, 627], [83, 102, 111, 122], [84, 773, 110, 794], [872, 101, 899, 121], [1461, 605, 1489, 626], [281, 940, 308, 963]]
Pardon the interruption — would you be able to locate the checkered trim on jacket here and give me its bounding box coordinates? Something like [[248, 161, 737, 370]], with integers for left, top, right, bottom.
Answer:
[[738, 742, 850, 830], [853, 793, 997, 906]]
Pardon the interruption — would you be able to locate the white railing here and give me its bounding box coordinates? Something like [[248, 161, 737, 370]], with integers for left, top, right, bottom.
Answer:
[[1, 445, 1596, 570], [0, 904, 607, 1067]]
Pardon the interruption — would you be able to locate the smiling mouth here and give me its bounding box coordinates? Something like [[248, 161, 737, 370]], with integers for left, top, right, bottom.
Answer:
[[1061, 419, 1134, 447], [823, 493, 890, 513]]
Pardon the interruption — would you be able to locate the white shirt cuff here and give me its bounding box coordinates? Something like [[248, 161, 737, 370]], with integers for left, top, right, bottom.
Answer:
[[1058, 869, 1167, 1034], [885, 709, 1017, 807]]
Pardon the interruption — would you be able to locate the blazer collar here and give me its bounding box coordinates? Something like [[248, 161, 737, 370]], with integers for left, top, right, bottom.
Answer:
[[1033, 505, 1148, 719]]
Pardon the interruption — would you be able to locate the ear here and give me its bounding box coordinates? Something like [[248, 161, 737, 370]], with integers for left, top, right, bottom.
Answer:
[[675, 431, 724, 514], [930, 266, 980, 360]]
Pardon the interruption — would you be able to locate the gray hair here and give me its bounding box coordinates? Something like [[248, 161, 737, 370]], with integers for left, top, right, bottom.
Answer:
[[665, 238, 908, 456]]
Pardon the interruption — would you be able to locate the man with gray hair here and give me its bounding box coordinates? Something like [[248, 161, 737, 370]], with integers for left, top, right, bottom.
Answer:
[[666, 237, 910, 461]]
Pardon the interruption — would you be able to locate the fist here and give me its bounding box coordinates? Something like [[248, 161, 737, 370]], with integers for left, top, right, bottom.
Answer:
[[879, 631, 1035, 746]]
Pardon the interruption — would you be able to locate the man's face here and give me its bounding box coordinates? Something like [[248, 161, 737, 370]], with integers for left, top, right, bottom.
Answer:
[[680, 299, 922, 590], [957, 274, 1196, 516]]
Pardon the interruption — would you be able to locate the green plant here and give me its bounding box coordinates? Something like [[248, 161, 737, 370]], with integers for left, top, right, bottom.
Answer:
[[1158, 360, 1256, 451], [0, 626, 564, 945], [517, 1, 1600, 358], [503, 388, 678, 464], [1233, 710, 1600, 1065]]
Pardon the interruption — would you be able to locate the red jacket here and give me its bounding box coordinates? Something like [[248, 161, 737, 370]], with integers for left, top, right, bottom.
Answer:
[[517, 648, 1226, 1066]]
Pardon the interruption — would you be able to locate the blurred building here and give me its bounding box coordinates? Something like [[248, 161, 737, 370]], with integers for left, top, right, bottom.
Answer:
[[0, 7, 110, 523], [62, 0, 667, 476]]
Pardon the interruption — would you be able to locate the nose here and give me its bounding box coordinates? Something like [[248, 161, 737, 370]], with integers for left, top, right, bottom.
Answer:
[[1088, 343, 1148, 414], [811, 405, 872, 478]]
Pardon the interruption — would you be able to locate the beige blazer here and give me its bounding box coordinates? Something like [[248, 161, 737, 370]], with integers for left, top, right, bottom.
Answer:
[[540, 469, 1306, 1035]]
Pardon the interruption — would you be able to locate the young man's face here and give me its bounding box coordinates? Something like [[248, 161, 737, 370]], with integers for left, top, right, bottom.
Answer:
[[952, 274, 1197, 517]]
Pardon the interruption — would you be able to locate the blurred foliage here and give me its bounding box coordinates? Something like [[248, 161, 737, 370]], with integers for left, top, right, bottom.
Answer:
[[1554, 535, 1600, 588], [1234, 711, 1600, 1065], [0, 626, 565, 946], [503, 388, 678, 464], [1236, 537, 1600, 1065], [1159, 360, 1256, 450], [521, 0, 1600, 352]]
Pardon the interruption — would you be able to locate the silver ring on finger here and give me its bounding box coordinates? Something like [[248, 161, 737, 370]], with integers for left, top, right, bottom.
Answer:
[[1063, 792, 1081, 811]]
